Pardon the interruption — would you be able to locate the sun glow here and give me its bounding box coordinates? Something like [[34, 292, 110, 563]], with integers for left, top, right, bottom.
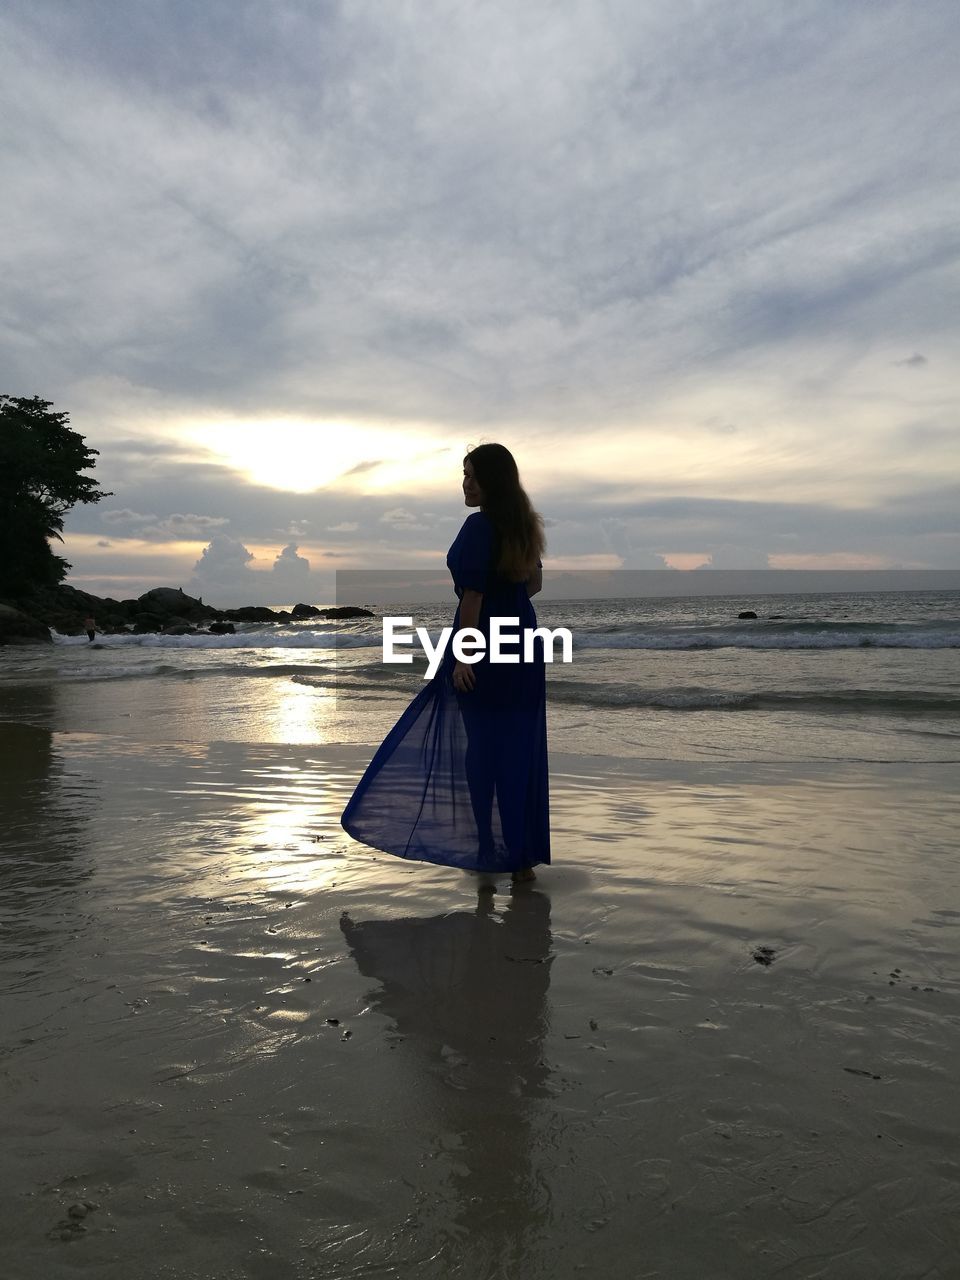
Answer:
[[185, 419, 458, 494]]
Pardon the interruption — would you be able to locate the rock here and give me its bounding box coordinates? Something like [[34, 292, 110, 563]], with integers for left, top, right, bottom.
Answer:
[[0, 603, 52, 644], [50, 583, 108, 613], [137, 587, 216, 622], [161, 623, 197, 635], [738, 610, 758, 619], [17, 584, 134, 634], [207, 621, 236, 635], [222, 606, 284, 622], [138, 587, 195, 610], [317, 606, 375, 619], [5, 582, 367, 636], [132, 611, 165, 633]]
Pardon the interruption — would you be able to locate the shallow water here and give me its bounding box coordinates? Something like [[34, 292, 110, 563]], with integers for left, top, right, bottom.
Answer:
[[1, 724, 958, 1279], [2, 639, 959, 767]]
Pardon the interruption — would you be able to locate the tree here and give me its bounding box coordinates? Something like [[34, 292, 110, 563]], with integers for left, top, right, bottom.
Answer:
[[0, 395, 111, 596]]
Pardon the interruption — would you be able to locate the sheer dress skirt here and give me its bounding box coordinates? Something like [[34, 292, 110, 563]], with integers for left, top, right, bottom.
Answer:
[[341, 600, 550, 874]]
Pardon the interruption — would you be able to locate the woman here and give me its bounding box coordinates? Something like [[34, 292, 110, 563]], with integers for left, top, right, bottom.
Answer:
[[341, 443, 549, 882]]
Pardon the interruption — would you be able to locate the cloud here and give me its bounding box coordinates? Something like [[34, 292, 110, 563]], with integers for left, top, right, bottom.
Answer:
[[140, 513, 230, 540], [99, 436, 212, 460], [380, 507, 426, 530], [192, 534, 254, 580], [4, 1, 957, 430], [270, 541, 310, 583], [342, 461, 382, 477], [65, 451, 960, 601], [703, 418, 739, 436], [98, 508, 230, 541], [2, 1, 956, 584], [186, 534, 270, 604], [694, 545, 772, 570], [598, 519, 670, 569], [184, 534, 333, 605], [101, 508, 151, 525]]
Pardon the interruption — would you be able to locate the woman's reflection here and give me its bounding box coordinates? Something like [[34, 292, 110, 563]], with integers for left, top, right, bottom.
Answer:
[[340, 889, 553, 1256]]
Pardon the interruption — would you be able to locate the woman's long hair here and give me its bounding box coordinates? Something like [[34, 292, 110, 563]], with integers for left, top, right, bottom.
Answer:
[[465, 443, 545, 581]]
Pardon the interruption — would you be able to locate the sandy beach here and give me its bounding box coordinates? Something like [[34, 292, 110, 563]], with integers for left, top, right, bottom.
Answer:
[[2, 718, 958, 1279], [4, 0, 959, 1270]]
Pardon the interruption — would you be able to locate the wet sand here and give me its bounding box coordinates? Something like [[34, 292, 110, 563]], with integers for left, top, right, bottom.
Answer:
[[1, 724, 959, 1278]]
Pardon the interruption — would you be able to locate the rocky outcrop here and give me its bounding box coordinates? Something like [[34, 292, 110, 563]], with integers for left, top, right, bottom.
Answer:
[[737, 610, 758, 619], [132, 612, 166, 634], [24, 583, 130, 635], [0, 584, 374, 639], [0, 603, 52, 645], [221, 606, 289, 623], [137, 588, 217, 623], [317, 606, 374, 619]]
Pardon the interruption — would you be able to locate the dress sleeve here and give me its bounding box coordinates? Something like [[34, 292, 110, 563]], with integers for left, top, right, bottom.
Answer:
[[452, 514, 494, 592]]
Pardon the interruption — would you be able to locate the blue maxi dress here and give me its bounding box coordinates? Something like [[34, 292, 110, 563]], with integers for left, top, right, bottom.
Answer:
[[341, 511, 550, 873]]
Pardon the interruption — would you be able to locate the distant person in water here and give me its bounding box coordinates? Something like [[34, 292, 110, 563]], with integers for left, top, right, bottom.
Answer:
[[84, 615, 96, 642], [341, 442, 550, 884]]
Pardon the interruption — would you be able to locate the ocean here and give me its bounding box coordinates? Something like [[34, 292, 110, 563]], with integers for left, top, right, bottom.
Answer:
[[1, 589, 957, 765]]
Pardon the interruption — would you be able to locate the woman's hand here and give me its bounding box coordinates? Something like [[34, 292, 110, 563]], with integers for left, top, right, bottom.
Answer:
[[452, 660, 476, 693]]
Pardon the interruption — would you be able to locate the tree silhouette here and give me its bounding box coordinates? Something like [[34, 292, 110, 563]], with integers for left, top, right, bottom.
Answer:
[[0, 395, 111, 596]]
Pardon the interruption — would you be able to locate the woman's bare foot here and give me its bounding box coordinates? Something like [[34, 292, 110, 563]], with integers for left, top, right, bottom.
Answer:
[[511, 867, 536, 883]]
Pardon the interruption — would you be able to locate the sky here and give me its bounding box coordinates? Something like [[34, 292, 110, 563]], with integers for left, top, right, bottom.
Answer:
[[2, 0, 958, 605]]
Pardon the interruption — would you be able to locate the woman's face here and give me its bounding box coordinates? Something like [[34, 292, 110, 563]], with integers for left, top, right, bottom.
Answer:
[[462, 458, 484, 507]]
